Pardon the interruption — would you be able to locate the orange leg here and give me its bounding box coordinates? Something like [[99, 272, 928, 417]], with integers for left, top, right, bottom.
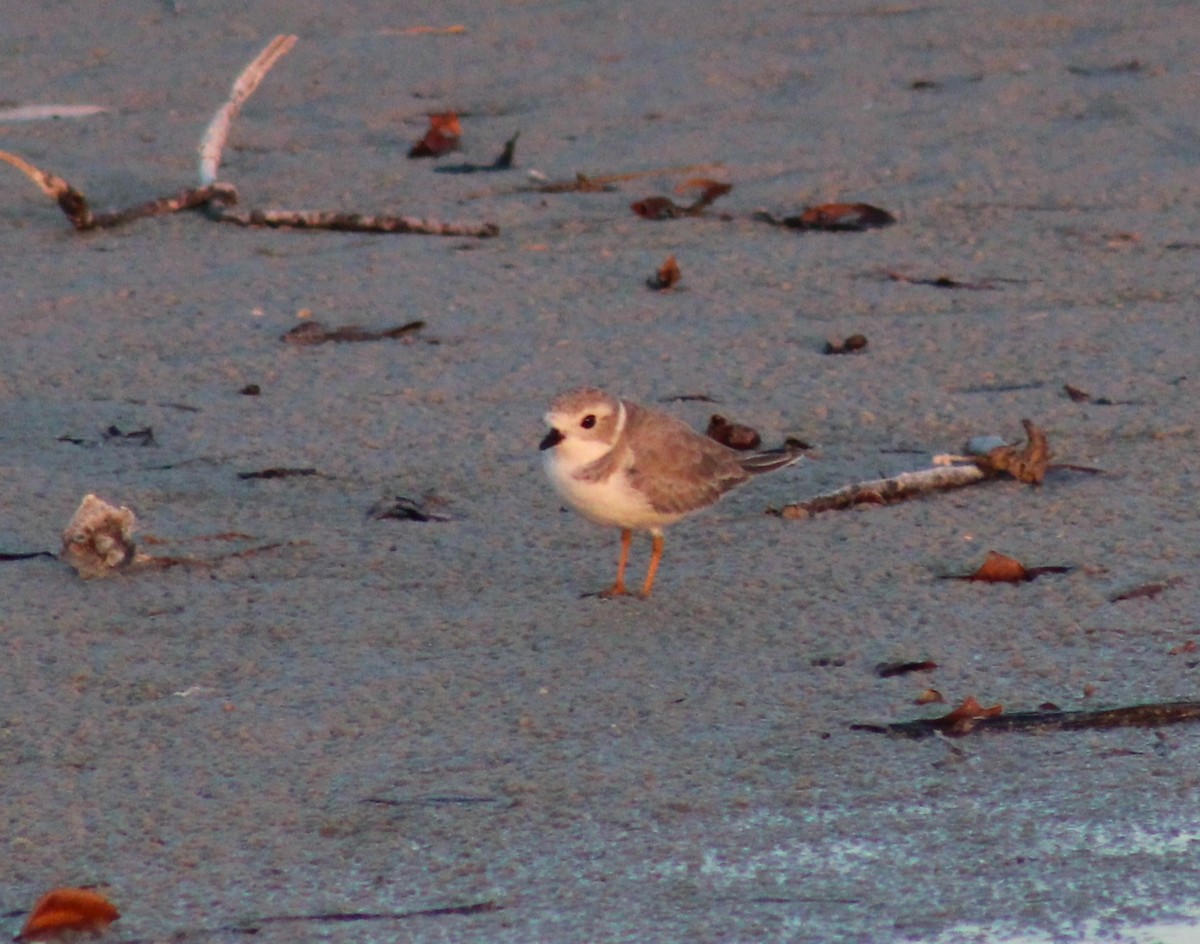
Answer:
[[599, 528, 633, 597], [639, 533, 665, 598]]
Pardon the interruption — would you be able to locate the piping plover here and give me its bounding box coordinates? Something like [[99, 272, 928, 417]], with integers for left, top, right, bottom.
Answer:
[[539, 387, 803, 597]]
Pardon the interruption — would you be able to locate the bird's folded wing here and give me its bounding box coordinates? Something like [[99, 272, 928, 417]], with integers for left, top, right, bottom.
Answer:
[[626, 416, 749, 515]]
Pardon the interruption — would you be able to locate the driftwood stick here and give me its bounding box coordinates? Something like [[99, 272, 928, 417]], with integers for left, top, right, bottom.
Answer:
[[854, 701, 1200, 739], [0, 149, 74, 201], [5, 35, 498, 237], [772, 464, 987, 518], [198, 34, 298, 186], [0, 149, 95, 228], [194, 34, 497, 236], [95, 183, 238, 227], [772, 419, 1054, 518], [2, 149, 238, 229], [210, 206, 499, 237]]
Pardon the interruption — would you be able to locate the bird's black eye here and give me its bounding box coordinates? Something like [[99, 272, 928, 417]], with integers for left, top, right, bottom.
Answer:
[[581, 414, 596, 429]]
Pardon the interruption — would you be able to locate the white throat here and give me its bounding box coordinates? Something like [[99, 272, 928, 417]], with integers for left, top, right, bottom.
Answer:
[[553, 400, 627, 472]]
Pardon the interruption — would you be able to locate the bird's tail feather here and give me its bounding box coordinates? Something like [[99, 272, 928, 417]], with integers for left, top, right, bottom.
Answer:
[[739, 443, 805, 476]]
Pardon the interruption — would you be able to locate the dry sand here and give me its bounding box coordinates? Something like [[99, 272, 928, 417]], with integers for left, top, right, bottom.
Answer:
[[2, 2, 1199, 942]]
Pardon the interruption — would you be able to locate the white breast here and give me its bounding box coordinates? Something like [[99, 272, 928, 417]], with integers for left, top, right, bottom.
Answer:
[[543, 449, 684, 532]]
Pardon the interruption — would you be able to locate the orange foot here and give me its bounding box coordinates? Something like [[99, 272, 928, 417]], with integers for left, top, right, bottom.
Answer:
[[587, 582, 628, 599]]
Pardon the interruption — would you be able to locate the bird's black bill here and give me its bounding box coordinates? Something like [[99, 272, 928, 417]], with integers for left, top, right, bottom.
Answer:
[[539, 428, 564, 451]]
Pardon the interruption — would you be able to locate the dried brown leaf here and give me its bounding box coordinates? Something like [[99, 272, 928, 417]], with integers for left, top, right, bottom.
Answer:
[[946, 549, 1072, 583], [367, 495, 453, 522], [885, 271, 997, 290], [974, 418, 1049, 484], [682, 179, 732, 207], [18, 888, 120, 941], [237, 467, 319, 480], [673, 177, 724, 195], [1111, 582, 1166, 603], [280, 319, 425, 345], [409, 112, 461, 158], [630, 196, 684, 219], [824, 333, 868, 354], [1060, 383, 1138, 406], [648, 254, 682, 290], [802, 203, 894, 229], [776, 202, 896, 231], [632, 181, 730, 219], [706, 415, 762, 450], [876, 660, 938, 678], [969, 550, 1030, 583]]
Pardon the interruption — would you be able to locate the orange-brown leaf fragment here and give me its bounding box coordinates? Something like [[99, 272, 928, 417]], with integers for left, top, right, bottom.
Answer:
[[824, 333, 868, 354], [18, 888, 120, 941], [408, 112, 461, 158], [794, 202, 896, 231], [937, 695, 1003, 736], [673, 177, 723, 196], [688, 180, 731, 210], [969, 550, 1030, 583], [428, 112, 461, 136], [648, 254, 682, 290], [914, 688, 944, 705], [974, 419, 1049, 484], [673, 178, 733, 208], [632, 181, 730, 219], [631, 196, 684, 219], [1111, 582, 1166, 603]]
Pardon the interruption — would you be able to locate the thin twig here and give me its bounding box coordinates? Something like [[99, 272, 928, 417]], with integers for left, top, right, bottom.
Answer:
[[0, 149, 95, 229], [198, 34, 298, 186], [93, 184, 237, 228], [771, 419, 1055, 518], [470, 162, 726, 198], [3, 36, 499, 237], [1, 150, 237, 230], [211, 206, 499, 236], [770, 464, 987, 518], [854, 701, 1200, 739], [193, 35, 496, 234]]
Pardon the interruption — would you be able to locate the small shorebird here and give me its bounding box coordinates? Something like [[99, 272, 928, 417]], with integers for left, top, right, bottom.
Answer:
[[539, 387, 803, 597]]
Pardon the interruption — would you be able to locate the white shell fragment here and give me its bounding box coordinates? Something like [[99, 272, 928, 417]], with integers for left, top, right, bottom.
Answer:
[[60, 493, 140, 579], [0, 105, 111, 122], [964, 435, 1009, 456]]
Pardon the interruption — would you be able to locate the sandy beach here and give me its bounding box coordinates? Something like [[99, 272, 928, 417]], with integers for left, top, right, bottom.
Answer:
[[3, 2, 1199, 941]]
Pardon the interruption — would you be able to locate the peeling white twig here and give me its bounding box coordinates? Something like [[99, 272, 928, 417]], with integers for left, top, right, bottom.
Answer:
[[198, 34, 297, 186], [3, 33, 497, 237], [770, 419, 1054, 518], [772, 464, 987, 518]]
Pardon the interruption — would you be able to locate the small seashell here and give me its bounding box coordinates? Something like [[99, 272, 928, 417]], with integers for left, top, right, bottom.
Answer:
[[964, 435, 1008, 455]]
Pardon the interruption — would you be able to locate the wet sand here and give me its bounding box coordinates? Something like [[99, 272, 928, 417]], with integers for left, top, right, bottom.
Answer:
[[2, 2, 1199, 942]]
